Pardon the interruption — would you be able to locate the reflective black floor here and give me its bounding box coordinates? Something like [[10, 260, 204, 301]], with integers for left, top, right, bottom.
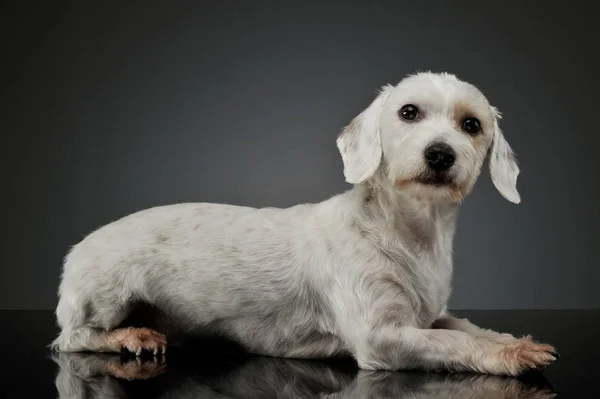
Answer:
[[2, 310, 598, 398]]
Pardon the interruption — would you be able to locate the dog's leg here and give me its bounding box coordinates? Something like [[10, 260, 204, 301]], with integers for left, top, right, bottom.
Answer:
[[432, 311, 517, 344], [352, 324, 557, 376], [57, 326, 167, 356]]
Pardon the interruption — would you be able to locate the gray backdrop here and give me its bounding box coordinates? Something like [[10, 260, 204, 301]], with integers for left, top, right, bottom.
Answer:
[[2, 1, 598, 310]]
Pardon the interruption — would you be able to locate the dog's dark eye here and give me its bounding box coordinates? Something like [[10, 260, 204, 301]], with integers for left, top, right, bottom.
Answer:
[[399, 104, 419, 121], [462, 118, 481, 134]]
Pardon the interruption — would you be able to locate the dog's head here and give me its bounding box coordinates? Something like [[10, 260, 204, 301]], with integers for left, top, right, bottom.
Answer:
[[337, 72, 520, 204]]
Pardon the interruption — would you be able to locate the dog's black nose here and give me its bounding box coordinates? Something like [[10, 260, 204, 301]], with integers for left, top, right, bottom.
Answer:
[[424, 143, 455, 172]]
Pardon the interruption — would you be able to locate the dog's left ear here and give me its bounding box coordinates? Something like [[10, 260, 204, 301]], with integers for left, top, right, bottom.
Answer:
[[489, 107, 521, 204], [336, 86, 391, 184]]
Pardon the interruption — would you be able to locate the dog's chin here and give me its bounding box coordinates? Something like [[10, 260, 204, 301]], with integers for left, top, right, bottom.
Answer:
[[395, 176, 465, 204]]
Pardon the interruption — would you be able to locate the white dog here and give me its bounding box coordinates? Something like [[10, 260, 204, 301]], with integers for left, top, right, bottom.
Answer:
[[51, 72, 558, 376]]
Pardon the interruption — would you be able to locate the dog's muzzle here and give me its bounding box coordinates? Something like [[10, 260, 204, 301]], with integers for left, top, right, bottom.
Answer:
[[424, 142, 455, 172]]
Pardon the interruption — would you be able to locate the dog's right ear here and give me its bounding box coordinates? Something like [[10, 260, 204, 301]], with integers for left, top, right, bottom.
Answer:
[[336, 86, 392, 184]]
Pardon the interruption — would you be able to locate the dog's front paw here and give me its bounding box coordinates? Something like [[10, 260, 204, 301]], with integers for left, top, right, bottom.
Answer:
[[117, 327, 167, 356], [496, 336, 558, 376]]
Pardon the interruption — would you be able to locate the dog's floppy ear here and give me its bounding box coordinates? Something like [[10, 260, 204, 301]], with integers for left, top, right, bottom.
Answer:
[[489, 107, 521, 204], [336, 86, 391, 184]]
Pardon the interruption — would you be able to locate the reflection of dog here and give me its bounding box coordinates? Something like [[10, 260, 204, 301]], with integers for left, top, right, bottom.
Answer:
[[51, 72, 557, 375], [52, 353, 557, 399]]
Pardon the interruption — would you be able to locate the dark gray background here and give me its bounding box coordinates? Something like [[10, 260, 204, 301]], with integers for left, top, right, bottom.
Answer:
[[2, 1, 598, 310]]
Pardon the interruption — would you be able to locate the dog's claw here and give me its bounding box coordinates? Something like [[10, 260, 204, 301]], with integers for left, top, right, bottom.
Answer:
[[114, 327, 168, 357]]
